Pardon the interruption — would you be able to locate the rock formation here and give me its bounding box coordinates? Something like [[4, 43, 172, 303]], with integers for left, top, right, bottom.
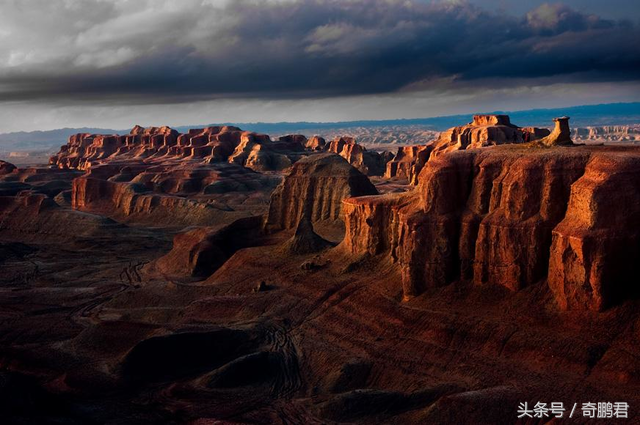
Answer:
[[71, 161, 278, 226], [50, 126, 312, 173], [156, 216, 263, 277], [325, 136, 389, 176], [380, 115, 549, 185], [342, 145, 640, 311], [384, 145, 432, 184], [305, 136, 326, 151], [521, 126, 552, 143], [536, 116, 574, 146], [264, 153, 378, 233], [281, 215, 333, 255], [50, 126, 401, 179], [227, 132, 307, 172], [0, 160, 17, 175], [430, 114, 549, 157], [548, 150, 640, 310]]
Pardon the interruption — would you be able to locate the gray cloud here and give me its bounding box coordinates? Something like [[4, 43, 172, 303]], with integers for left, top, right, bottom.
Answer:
[[0, 0, 638, 105]]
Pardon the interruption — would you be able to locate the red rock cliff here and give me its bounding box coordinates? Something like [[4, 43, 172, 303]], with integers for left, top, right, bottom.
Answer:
[[342, 145, 640, 311]]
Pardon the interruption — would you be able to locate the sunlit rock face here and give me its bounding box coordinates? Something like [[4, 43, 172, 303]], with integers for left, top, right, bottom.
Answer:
[[383, 114, 551, 185], [430, 114, 550, 157], [342, 145, 640, 311], [49, 126, 315, 173], [537, 117, 574, 147]]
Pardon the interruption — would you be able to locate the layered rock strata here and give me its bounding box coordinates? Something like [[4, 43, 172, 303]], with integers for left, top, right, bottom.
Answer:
[[384, 145, 432, 184], [383, 115, 550, 184], [430, 115, 549, 157], [264, 153, 378, 233], [50, 126, 399, 180], [50, 126, 312, 173], [71, 161, 278, 226], [342, 146, 640, 311], [325, 136, 389, 176]]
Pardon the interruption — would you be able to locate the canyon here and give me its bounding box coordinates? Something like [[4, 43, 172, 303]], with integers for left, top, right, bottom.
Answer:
[[1, 116, 639, 424]]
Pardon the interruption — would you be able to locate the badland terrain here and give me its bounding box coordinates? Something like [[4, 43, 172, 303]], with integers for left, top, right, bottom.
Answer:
[[1, 114, 639, 423]]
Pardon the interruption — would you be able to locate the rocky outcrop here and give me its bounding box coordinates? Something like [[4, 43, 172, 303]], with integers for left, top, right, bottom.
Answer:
[[521, 126, 552, 143], [384, 115, 552, 184], [325, 137, 389, 176], [227, 133, 307, 172], [278, 134, 307, 147], [71, 161, 279, 226], [50, 126, 313, 172], [430, 115, 549, 157], [156, 216, 263, 278], [379, 115, 550, 186], [0, 160, 17, 175], [264, 153, 378, 233], [548, 150, 640, 310], [50, 126, 401, 177], [49, 126, 182, 170], [536, 117, 574, 146], [51, 125, 397, 227], [342, 145, 640, 311], [281, 216, 333, 255], [305, 136, 326, 151], [384, 145, 432, 184]]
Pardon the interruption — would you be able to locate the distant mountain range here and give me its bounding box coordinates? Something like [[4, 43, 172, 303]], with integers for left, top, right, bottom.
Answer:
[[1, 102, 639, 152]]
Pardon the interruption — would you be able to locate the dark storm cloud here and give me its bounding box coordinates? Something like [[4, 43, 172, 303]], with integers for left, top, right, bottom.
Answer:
[[0, 0, 638, 104]]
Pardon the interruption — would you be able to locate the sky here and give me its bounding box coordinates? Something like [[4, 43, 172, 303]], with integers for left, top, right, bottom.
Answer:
[[0, 0, 639, 132]]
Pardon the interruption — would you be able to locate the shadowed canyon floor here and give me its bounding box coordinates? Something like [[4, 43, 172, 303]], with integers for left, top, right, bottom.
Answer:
[[1, 120, 639, 424]]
